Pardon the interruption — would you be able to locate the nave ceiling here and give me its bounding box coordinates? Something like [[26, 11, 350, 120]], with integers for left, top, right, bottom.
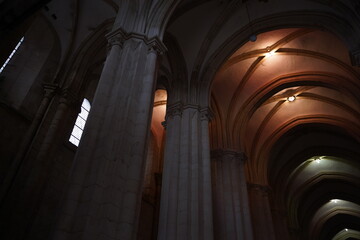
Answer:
[[1, 0, 360, 239], [138, 1, 360, 239]]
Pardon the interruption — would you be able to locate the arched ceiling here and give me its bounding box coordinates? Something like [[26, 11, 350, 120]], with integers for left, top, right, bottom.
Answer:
[[165, 0, 360, 96], [169, 8, 360, 239], [209, 27, 360, 240], [41, 0, 116, 64], [210, 27, 360, 163]]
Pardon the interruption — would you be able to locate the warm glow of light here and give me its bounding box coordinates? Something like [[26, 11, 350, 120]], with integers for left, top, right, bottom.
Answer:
[[345, 228, 348, 231], [287, 96, 296, 102], [265, 51, 275, 57], [330, 199, 339, 203], [151, 89, 168, 138]]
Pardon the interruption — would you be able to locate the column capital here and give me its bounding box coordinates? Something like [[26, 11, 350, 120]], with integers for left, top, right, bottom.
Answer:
[[106, 27, 167, 55], [200, 107, 214, 121], [165, 102, 199, 119], [211, 149, 247, 162], [106, 28, 126, 48], [165, 102, 213, 122], [166, 102, 183, 119], [42, 83, 58, 98]]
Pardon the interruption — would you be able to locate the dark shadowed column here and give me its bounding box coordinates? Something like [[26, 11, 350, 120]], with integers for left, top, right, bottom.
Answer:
[[211, 149, 253, 240], [248, 183, 276, 240], [158, 103, 214, 240], [52, 28, 166, 240]]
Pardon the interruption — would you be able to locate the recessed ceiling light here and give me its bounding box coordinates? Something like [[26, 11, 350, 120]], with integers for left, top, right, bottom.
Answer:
[[265, 51, 275, 57], [287, 96, 296, 102], [265, 46, 276, 57]]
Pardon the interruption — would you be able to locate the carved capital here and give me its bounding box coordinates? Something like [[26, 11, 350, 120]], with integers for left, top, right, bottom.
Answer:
[[200, 107, 214, 122], [165, 102, 214, 122], [106, 28, 126, 48], [42, 83, 58, 98], [106, 28, 167, 55], [166, 102, 183, 119], [182, 104, 201, 111], [146, 37, 167, 55]]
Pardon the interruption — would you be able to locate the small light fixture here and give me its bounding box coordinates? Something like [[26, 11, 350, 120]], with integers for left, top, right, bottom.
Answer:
[[265, 51, 275, 57], [287, 96, 296, 102], [345, 228, 348, 231], [265, 46, 276, 57], [330, 199, 339, 203]]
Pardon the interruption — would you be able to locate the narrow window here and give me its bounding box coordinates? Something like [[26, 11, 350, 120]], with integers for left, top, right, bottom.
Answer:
[[69, 98, 91, 146], [0, 37, 25, 74]]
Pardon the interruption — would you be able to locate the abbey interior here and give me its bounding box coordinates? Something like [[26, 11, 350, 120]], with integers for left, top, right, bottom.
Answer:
[[1, 0, 360, 239]]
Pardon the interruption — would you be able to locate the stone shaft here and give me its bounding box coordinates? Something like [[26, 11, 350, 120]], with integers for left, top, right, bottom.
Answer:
[[52, 31, 161, 240], [211, 149, 253, 240], [158, 104, 214, 240]]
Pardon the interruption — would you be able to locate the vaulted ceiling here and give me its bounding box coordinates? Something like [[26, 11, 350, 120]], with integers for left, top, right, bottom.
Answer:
[[4, 0, 359, 239], [210, 27, 360, 240]]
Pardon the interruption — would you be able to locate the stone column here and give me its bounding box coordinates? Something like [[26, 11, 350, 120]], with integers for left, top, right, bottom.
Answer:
[[52, 28, 166, 240], [248, 183, 275, 240], [0, 87, 74, 240], [158, 103, 214, 240], [35, 89, 75, 161], [211, 149, 253, 240], [0, 83, 57, 203]]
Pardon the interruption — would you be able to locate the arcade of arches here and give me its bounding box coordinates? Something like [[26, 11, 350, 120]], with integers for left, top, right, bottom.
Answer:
[[0, 0, 360, 240]]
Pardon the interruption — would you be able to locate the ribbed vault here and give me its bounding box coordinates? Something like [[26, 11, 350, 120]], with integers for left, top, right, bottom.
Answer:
[[210, 27, 360, 240]]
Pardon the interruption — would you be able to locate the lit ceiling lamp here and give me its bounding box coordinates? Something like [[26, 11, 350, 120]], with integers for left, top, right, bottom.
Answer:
[[309, 156, 321, 163], [265, 46, 276, 57], [287, 96, 296, 102], [265, 51, 275, 57]]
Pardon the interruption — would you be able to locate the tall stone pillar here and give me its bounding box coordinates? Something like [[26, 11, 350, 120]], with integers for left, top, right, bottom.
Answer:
[[211, 149, 253, 240], [158, 103, 214, 240], [0, 83, 57, 203], [52, 28, 166, 240], [248, 183, 275, 240], [0, 83, 60, 240]]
